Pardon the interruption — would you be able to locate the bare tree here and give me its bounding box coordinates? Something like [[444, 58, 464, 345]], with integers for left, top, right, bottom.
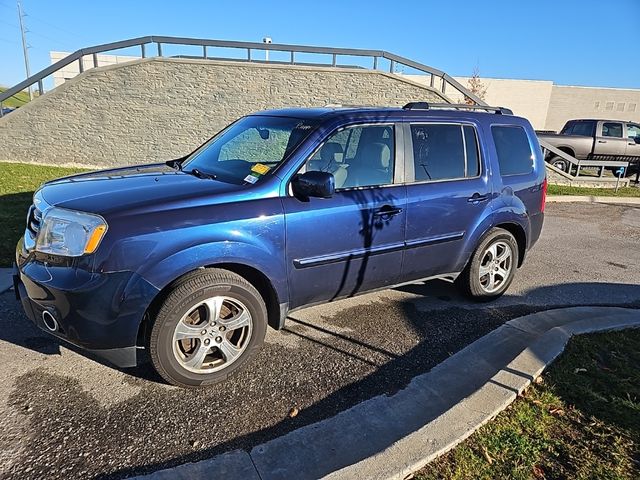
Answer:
[[464, 66, 487, 105]]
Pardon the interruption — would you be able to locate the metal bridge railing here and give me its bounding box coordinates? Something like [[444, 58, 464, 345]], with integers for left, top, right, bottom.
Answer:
[[0, 35, 486, 117]]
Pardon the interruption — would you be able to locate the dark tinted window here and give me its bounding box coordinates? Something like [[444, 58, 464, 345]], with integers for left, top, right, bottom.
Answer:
[[491, 126, 534, 176], [464, 126, 480, 177], [571, 121, 595, 136], [602, 122, 623, 138], [411, 124, 464, 181]]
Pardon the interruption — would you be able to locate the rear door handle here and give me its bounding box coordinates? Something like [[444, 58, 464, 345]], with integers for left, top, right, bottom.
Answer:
[[467, 193, 489, 203], [598, 140, 607, 143], [373, 204, 403, 218]]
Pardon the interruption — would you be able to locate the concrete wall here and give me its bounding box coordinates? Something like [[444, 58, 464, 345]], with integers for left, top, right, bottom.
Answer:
[[0, 58, 447, 167], [544, 85, 640, 132]]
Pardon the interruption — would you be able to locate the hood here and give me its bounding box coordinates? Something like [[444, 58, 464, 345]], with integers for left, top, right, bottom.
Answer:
[[38, 163, 244, 215]]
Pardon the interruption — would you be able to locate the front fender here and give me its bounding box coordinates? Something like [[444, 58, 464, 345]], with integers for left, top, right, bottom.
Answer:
[[136, 240, 289, 304]]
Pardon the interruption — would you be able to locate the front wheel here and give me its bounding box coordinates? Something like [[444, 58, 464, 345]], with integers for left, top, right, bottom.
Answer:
[[456, 228, 519, 301], [148, 269, 267, 388]]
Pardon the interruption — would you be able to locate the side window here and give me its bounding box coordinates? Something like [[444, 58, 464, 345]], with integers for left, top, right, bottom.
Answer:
[[572, 121, 595, 137], [305, 124, 395, 189], [464, 126, 480, 177], [491, 125, 534, 176], [602, 122, 623, 138], [410, 124, 480, 182], [626, 124, 640, 140]]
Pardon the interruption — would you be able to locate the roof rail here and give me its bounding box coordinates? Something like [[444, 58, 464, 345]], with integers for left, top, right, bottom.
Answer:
[[403, 102, 513, 115]]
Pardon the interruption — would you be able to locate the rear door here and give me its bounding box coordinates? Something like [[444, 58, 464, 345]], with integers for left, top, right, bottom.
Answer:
[[401, 121, 492, 281], [594, 121, 627, 157]]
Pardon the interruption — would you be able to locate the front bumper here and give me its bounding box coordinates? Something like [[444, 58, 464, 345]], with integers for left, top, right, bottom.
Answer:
[[14, 241, 159, 368]]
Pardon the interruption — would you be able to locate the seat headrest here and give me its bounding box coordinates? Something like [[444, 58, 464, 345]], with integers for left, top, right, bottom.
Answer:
[[361, 142, 391, 169], [320, 142, 344, 163]]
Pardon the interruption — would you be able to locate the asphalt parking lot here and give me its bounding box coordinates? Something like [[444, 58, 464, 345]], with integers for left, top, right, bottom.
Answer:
[[1, 203, 639, 480]]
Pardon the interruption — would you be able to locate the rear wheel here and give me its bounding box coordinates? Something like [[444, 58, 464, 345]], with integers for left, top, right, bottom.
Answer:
[[148, 269, 267, 388], [456, 228, 519, 301], [549, 156, 569, 172]]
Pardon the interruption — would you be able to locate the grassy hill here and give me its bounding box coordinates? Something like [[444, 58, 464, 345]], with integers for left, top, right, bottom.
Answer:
[[0, 86, 31, 108]]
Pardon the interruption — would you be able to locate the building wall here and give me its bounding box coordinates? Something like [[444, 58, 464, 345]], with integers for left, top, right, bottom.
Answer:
[[0, 57, 447, 167], [403, 74, 640, 132], [544, 85, 640, 132]]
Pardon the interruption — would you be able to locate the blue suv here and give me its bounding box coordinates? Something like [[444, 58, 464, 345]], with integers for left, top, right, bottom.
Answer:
[[14, 103, 546, 387]]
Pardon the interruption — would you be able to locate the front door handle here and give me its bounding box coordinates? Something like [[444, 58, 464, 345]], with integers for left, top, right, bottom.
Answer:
[[467, 192, 489, 203], [373, 204, 403, 218], [598, 140, 607, 143]]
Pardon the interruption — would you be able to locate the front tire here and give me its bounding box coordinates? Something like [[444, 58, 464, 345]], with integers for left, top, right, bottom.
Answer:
[[456, 228, 519, 301], [148, 269, 267, 388]]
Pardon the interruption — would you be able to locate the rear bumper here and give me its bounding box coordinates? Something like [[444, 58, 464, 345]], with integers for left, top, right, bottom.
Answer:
[[14, 244, 159, 368]]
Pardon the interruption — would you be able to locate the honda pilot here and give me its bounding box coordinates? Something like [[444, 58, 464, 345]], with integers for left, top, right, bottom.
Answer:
[[14, 103, 546, 387]]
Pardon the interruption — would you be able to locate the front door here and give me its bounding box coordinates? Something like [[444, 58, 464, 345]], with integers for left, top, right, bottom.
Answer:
[[401, 122, 493, 281], [283, 123, 406, 308], [594, 121, 628, 157]]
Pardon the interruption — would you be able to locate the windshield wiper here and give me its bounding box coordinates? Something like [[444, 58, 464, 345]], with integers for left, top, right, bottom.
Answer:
[[188, 168, 217, 180]]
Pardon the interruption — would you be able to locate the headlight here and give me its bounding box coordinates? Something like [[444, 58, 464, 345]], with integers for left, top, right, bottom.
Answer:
[[36, 207, 108, 257]]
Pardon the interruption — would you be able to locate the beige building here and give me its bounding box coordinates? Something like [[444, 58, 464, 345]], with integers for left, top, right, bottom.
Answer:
[[50, 51, 640, 132], [404, 74, 640, 131]]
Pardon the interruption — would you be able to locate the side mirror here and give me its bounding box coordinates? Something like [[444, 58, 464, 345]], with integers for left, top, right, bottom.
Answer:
[[292, 171, 335, 199]]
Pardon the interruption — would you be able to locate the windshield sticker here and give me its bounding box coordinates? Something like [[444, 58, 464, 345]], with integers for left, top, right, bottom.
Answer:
[[251, 163, 271, 175], [244, 174, 259, 184]]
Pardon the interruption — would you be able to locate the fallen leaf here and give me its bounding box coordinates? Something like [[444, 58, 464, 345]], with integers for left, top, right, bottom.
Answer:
[[288, 407, 299, 418], [534, 376, 544, 384], [574, 368, 587, 374], [549, 408, 565, 416], [481, 446, 493, 464], [532, 465, 546, 479]]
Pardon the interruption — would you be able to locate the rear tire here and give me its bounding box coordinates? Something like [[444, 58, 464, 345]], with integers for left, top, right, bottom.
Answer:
[[549, 156, 568, 172], [148, 269, 267, 388], [456, 228, 519, 301]]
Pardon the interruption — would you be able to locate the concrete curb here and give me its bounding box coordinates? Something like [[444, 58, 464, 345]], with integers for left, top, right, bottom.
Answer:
[[547, 194, 640, 205], [129, 306, 640, 480]]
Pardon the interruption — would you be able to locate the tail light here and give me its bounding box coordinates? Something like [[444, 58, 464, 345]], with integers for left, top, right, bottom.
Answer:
[[541, 177, 548, 213]]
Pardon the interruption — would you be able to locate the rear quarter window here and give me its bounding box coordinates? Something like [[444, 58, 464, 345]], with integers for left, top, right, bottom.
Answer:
[[491, 125, 534, 176]]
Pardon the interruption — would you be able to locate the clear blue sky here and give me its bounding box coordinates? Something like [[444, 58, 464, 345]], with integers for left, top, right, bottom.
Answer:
[[0, 0, 638, 89]]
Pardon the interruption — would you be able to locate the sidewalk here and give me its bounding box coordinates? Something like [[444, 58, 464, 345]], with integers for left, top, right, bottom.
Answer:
[[131, 306, 640, 480], [547, 195, 640, 205]]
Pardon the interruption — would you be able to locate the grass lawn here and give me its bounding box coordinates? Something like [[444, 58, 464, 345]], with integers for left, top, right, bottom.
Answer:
[[548, 184, 640, 198], [416, 329, 640, 480], [0, 162, 88, 267], [0, 86, 31, 108]]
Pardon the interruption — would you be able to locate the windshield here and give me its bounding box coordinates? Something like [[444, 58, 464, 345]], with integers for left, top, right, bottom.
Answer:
[[183, 115, 319, 184]]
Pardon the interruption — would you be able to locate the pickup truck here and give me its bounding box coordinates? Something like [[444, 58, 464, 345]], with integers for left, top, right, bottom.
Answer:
[[538, 119, 640, 174]]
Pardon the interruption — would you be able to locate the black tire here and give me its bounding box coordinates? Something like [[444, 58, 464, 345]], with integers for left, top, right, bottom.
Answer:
[[456, 228, 519, 302], [549, 156, 568, 172], [148, 268, 267, 388]]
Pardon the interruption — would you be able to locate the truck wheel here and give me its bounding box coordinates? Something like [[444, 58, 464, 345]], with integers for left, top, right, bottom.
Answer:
[[456, 228, 519, 301], [148, 269, 267, 388], [549, 156, 568, 172]]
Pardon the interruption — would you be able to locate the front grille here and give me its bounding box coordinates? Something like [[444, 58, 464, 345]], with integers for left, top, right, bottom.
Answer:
[[26, 205, 42, 236]]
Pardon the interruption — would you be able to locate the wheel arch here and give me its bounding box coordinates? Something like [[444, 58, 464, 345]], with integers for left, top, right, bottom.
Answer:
[[494, 222, 527, 267]]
